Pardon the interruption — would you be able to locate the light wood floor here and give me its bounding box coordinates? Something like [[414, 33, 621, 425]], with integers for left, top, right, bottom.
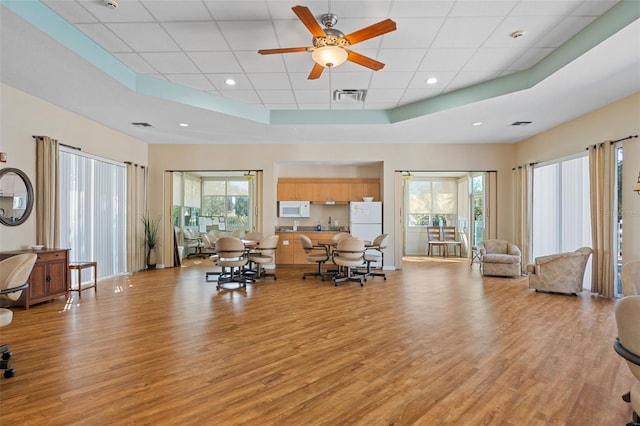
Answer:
[[0, 257, 634, 425]]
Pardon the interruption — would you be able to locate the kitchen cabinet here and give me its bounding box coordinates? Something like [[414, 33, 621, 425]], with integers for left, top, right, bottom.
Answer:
[[277, 182, 313, 201], [312, 183, 349, 203], [348, 182, 380, 201], [276, 232, 340, 265], [0, 248, 69, 309], [276, 233, 295, 264], [277, 178, 380, 202]]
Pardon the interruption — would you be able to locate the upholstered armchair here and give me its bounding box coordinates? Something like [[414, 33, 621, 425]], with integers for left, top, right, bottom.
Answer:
[[526, 247, 592, 295], [621, 261, 640, 296], [477, 239, 521, 277]]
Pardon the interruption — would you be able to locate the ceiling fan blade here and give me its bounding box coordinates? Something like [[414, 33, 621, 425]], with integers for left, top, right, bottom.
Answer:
[[307, 63, 324, 80], [344, 19, 397, 45], [292, 5, 326, 38], [347, 51, 385, 71], [258, 47, 309, 55]]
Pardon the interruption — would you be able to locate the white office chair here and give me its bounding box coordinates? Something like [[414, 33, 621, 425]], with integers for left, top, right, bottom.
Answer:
[[332, 237, 366, 286], [361, 233, 388, 280], [214, 237, 250, 290], [248, 234, 279, 280], [0, 253, 37, 378]]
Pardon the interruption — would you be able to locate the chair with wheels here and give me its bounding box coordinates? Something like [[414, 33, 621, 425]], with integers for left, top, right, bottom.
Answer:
[[300, 235, 331, 280], [214, 237, 250, 290], [332, 232, 351, 242], [332, 237, 366, 286], [248, 234, 279, 280], [614, 295, 640, 426], [0, 253, 37, 378], [361, 234, 389, 280]]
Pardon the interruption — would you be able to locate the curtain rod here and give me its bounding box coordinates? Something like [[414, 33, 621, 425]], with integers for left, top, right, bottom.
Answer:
[[32, 135, 81, 151], [586, 134, 638, 150], [511, 162, 537, 171], [611, 134, 638, 143]]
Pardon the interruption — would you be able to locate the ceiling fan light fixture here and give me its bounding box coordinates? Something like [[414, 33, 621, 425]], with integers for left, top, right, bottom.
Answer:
[[312, 46, 348, 68]]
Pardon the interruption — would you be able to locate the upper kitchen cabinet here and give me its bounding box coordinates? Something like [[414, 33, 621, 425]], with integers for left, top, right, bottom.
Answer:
[[349, 182, 380, 201], [277, 178, 380, 202], [277, 181, 313, 201], [312, 182, 349, 203]]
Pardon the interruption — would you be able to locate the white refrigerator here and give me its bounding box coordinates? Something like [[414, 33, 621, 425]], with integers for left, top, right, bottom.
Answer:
[[349, 201, 383, 244]]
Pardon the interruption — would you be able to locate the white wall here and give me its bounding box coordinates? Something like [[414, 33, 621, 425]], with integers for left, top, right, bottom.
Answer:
[[514, 92, 640, 265], [0, 84, 148, 251]]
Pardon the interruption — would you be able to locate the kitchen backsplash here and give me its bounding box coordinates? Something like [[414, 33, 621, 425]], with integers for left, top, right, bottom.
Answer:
[[276, 204, 349, 230]]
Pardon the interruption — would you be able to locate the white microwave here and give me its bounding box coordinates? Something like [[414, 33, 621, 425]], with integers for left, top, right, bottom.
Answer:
[[279, 201, 310, 218]]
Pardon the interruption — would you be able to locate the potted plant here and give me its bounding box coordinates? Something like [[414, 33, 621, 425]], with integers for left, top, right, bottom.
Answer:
[[141, 213, 160, 269]]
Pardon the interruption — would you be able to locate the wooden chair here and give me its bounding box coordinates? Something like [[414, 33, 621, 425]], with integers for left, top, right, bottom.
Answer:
[[442, 226, 461, 257], [426, 226, 446, 256]]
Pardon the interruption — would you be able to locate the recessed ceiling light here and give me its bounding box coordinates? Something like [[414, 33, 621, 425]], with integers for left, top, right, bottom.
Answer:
[[472, 121, 483, 126], [178, 123, 189, 127], [510, 30, 525, 39], [426, 77, 438, 85], [225, 79, 236, 86]]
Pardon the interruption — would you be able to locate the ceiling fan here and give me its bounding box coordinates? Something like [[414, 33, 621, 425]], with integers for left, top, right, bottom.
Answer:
[[258, 5, 397, 80]]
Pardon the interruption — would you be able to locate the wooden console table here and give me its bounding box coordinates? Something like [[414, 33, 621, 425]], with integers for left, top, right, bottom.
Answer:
[[0, 248, 70, 309], [69, 261, 97, 299]]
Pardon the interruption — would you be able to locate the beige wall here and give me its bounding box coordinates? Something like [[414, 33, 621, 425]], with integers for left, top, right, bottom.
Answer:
[[0, 84, 148, 251], [149, 142, 516, 267], [3, 81, 638, 269], [514, 92, 640, 266]]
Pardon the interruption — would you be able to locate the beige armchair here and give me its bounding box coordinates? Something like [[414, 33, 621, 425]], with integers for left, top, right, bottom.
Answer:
[[621, 261, 640, 296], [526, 247, 592, 295], [477, 239, 521, 277]]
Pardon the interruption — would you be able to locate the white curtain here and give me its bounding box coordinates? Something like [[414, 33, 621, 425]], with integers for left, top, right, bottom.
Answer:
[[34, 136, 60, 248], [126, 162, 148, 272], [59, 150, 127, 279], [589, 142, 615, 298], [513, 164, 533, 272]]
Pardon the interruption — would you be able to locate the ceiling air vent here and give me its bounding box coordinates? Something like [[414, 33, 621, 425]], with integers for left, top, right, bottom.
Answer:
[[511, 121, 532, 126], [332, 89, 367, 103], [131, 122, 152, 127]]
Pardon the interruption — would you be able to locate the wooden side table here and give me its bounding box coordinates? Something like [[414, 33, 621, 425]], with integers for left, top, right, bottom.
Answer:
[[69, 261, 97, 299]]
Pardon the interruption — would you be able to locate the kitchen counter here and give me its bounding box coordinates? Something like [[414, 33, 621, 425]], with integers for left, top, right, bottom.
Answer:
[[276, 227, 348, 233]]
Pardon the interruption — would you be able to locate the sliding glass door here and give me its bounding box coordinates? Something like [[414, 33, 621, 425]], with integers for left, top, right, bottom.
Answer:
[[532, 154, 592, 288]]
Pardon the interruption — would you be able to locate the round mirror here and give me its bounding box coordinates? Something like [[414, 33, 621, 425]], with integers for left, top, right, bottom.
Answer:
[[0, 168, 34, 226]]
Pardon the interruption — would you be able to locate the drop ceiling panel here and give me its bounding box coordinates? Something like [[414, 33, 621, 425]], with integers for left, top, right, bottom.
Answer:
[[76, 23, 132, 52], [141, 52, 201, 74], [163, 22, 229, 51], [42, 1, 98, 23], [188, 51, 243, 73], [218, 20, 277, 50], [204, 0, 271, 20], [142, 0, 212, 21], [257, 89, 296, 104], [432, 17, 504, 48], [106, 23, 180, 51]]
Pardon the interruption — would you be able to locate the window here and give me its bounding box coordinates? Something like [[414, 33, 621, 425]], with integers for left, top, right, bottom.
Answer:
[[202, 179, 251, 230], [59, 149, 127, 279], [471, 175, 484, 246], [533, 154, 591, 288], [407, 179, 456, 227]]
